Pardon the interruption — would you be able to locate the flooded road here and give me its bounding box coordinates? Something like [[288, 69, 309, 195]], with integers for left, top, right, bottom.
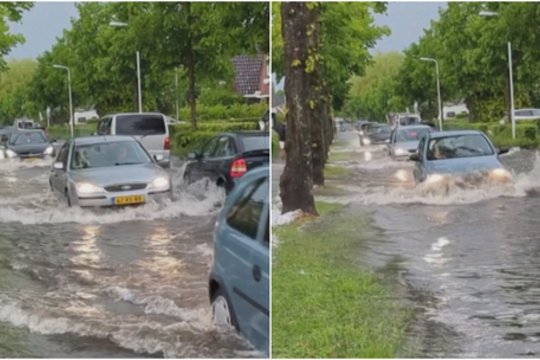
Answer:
[[311, 131, 540, 357], [0, 157, 258, 357]]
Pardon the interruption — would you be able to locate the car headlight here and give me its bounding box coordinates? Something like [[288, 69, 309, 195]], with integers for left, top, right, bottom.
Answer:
[[76, 182, 104, 195], [425, 173, 445, 185], [395, 148, 406, 156], [44, 145, 54, 155], [5, 149, 17, 158], [148, 176, 170, 190], [490, 168, 512, 181], [363, 138, 371, 145]]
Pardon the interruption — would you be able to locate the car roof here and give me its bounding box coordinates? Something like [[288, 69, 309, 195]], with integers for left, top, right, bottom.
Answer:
[[72, 135, 138, 145], [428, 130, 485, 138], [105, 112, 165, 117]]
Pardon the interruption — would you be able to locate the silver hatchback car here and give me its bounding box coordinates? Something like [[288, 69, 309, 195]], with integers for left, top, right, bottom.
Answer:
[[49, 136, 172, 207]]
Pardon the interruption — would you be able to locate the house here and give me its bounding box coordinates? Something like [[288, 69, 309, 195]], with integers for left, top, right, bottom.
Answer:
[[232, 54, 269, 103]]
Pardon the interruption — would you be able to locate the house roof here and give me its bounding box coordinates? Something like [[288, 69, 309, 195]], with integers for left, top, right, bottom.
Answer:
[[232, 54, 266, 96]]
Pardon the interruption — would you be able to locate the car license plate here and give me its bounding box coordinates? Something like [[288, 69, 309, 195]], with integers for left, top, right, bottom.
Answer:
[[114, 195, 145, 205], [25, 157, 38, 161]]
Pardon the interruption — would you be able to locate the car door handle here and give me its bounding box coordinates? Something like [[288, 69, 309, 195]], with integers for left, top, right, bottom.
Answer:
[[252, 265, 262, 282]]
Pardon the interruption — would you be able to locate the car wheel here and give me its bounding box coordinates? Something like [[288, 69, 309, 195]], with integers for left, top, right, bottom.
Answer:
[[211, 287, 237, 329]]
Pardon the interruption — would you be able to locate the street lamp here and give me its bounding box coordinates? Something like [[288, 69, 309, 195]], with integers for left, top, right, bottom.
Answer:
[[420, 57, 443, 131], [53, 64, 73, 138], [479, 10, 515, 139], [175, 67, 180, 121], [109, 20, 143, 113]]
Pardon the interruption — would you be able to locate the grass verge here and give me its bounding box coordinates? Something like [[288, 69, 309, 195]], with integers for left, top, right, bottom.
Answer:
[[272, 202, 410, 358], [324, 164, 349, 178]]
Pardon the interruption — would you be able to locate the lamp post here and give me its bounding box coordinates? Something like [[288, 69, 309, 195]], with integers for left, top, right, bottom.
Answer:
[[109, 20, 142, 113], [53, 64, 73, 138], [479, 10, 515, 139], [420, 57, 443, 131], [175, 67, 180, 121]]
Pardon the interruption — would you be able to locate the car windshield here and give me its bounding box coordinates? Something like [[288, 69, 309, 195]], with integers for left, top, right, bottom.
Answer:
[[71, 141, 151, 169], [10, 132, 46, 145], [427, 134, 494, 160], [396, 128, 430, 142], [240, 135, 269, 152], [115, 114, 166, 135], [367, 125, 390, 135]]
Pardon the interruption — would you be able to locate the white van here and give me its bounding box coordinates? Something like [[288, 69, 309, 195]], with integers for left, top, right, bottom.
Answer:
[[95, 112, 170, 168]]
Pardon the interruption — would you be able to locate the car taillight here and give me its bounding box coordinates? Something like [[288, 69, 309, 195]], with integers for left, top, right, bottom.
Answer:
[[164, 136, 170, 150], [230, 158, 247, 178]]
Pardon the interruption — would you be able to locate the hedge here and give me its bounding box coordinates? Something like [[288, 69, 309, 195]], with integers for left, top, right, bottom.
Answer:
[[177, 103, 267, 121], [171, 120, 264, 157], [444, 119, 539, 148]]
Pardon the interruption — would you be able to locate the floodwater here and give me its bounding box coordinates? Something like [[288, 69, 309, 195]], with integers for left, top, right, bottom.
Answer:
[[276, 130, 540, 357], [0, 157, 259, 358]]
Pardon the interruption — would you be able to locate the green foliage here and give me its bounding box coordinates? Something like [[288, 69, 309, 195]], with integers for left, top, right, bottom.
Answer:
[[178, 103, 266, 122], [0, 59, 38, 124], [0, 3, 33, 72], [24, 2, 268, 125], [170, 118, 260, 157], [272, 2, 389, 111], [397, 2, 540, 122], [344, 52, 406, 121]]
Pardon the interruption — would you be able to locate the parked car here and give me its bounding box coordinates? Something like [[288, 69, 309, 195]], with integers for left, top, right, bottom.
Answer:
[[410, 130, 511, 185], [209, 166, 269, 355], [501, 108, 540, 122], [95, 112, 170, 168], [184, 131, 269, 193], [388, 125, 432, 160], [13, 119, 35, 130], [3, 129, 55, 159], [49, 136, 171, 207], [391, 113, 422, 129], [359, 123, 391, 146]]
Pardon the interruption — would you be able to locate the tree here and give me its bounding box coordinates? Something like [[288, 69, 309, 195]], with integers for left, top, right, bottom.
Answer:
[[0, 2, 33, 72], [279, 2, 317, 215], [0, 59, 37, 124]]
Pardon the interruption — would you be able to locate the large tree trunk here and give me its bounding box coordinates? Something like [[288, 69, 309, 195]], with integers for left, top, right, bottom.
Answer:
[[279, 2, 317, 215], [308, 6, 325, 187]]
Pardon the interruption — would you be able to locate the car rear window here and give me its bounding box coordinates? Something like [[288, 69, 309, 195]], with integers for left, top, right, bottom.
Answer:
[[240, 135, 269, 152], [115, 115, 166, 135]]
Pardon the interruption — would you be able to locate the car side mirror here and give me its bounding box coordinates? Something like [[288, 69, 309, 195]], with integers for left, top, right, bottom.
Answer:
[[50, 138, 57, 143], [409, 154, 420, 161], [53, 162, 64, 170], [498, 147, 510, 155], [154, 154, 164, 162], [0, 135, 7, 143]]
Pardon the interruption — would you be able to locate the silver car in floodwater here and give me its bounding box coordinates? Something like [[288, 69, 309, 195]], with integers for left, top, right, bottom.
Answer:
[[49, 136, 171, 207], [411, 130, 512, 186], [388, 125, 432, 160]]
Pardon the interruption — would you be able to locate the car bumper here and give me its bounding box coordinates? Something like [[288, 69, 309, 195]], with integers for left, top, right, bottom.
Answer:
[[76, 189, 172, 207]]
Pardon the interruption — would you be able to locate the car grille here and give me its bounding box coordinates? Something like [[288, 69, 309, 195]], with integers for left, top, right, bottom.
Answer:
[[104, 183, 147, 192]]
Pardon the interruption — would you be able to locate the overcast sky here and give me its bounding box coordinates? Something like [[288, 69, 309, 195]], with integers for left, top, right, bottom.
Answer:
[[7, 1, 446, 60]]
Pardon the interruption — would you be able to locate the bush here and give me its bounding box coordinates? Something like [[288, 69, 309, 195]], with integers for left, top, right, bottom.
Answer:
[[524, 126, 537, 141], [177, 103, 267, 121]]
